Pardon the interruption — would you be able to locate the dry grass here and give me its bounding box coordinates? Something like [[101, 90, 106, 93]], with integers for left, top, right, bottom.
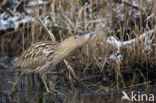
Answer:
[[0, 0, 155, 92]]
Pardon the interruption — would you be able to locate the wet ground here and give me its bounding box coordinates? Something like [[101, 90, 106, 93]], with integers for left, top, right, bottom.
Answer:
[[0, 65, 156, 103]]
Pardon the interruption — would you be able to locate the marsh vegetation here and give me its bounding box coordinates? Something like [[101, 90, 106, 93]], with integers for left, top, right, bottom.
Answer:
[[0, 0, 155, 103]]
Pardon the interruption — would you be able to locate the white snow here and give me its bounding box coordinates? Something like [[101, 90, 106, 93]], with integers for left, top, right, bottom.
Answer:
[[77, 18, 106, 26], [25, 8, 33, 14], [132, 1, 139, 7], [147, 13, 154, 20], [107, 36, 121, 51], [106, 29, 155, 60], [0, 12, 34, 30], [28, 0, 48, 6]]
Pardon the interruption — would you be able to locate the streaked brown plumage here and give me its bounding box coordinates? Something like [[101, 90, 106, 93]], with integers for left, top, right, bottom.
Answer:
[[16, 32, 95, 73]]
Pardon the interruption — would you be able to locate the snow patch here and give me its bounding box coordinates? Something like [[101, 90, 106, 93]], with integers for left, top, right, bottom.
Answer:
[[28, 0, 48, 6], [106, 29, 155, 61], [0, 12, 34, 30]]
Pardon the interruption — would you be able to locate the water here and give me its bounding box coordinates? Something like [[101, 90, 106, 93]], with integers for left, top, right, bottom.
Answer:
[[0, 65, 156, 103], [0, 66, 122, 103]]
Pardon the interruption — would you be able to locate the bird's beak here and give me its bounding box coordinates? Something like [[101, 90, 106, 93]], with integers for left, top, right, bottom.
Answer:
[[90, 30, 103, 39]]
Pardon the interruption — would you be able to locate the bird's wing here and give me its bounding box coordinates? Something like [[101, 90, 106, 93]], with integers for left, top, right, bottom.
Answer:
[[16, 41, 57, 71]]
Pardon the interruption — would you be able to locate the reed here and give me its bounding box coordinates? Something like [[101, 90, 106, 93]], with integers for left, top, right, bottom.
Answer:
[[0, 0, 155, 92]]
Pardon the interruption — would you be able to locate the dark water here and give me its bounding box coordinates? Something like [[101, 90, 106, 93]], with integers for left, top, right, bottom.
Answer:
[[0, 66, 156, 103]]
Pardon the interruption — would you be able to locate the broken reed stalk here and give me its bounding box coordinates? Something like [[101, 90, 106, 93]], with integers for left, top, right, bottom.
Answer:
[[123, 81, 152, 89], [37, 14, 56, 42]]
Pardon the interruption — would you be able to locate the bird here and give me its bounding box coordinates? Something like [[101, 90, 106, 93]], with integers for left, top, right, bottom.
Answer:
[[11, 31, 100, 93], [16, 31, 98, 73]]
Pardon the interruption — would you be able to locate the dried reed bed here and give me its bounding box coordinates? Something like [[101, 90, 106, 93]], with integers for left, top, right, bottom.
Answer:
[[43, 0, 155, 91], [0, 0, 155, 92]]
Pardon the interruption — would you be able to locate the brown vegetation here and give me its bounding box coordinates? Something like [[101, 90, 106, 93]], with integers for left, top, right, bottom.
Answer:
[[0, 0, 155, 92]]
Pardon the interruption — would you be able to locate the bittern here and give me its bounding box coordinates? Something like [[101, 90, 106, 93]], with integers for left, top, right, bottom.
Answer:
[[11, 31, 99, 93]]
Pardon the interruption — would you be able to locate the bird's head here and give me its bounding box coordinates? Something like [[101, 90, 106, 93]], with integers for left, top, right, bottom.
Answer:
[[56, 30, 102, 53], [73, 31, 101, 46]]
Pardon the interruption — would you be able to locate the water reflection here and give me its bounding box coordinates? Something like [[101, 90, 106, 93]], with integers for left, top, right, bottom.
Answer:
[[65, 91, 122, 103], [0, 66, 123, 103], [0, 66, 155, 103], [0, 66, 18, 93]]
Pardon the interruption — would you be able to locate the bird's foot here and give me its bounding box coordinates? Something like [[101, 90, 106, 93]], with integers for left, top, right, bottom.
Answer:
[[8, 81, 18, 93], [41, 76, 53, 94], [8, 81, 16, 86], [8, 72, 25, 93]]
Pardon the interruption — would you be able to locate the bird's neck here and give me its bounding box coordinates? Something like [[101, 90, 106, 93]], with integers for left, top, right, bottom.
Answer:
[[51, 36, 78, 65]]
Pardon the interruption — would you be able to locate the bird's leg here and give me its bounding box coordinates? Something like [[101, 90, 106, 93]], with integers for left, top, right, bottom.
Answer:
[[41, 75, 50, 93], [8, 71, 25, 93]]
